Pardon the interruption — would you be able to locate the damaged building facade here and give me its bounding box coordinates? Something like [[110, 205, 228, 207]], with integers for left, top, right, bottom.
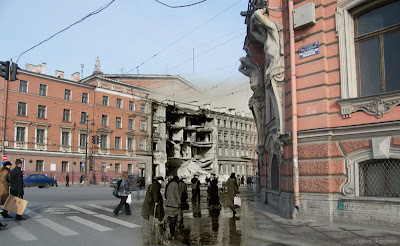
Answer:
[[152, 101, 257, 184], [240, 0, 400, 227]]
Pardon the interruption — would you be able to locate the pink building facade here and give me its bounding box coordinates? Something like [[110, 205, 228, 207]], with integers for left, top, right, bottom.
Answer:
[[241, 0, 400, 226]]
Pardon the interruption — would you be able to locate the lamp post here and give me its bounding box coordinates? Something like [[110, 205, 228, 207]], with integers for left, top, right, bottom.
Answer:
[[84, 115, 95, 186]]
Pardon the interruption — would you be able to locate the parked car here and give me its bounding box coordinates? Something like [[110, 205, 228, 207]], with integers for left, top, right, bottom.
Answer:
[[110, 174, 139, 191], [23, 174, 56, 188]]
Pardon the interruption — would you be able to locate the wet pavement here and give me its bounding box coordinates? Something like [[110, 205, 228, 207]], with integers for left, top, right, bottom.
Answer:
[[151, 185, 400, 246]]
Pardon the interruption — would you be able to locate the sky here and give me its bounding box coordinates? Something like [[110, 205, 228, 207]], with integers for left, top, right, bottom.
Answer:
[[0, 0, 252, 114]]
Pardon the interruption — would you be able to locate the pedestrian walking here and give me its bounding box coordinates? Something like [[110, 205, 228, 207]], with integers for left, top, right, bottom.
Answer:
[[178, 177, 188, 227], [54, 174, 58, 187], [113, 172, 132, 216], [141, 176, 165, 245], [227, 173, 239, 218], [0, 161, 13, 228], [65, 174, 70, 187], [79, 174, 84, 186], [164, 176, 180, 238], [207, 179, 221, 210], [191, 175, 201, 204], [10, 159, 26, 220]]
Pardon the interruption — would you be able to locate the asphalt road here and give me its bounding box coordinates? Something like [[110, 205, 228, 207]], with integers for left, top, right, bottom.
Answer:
[[0, 186, 145, 246]]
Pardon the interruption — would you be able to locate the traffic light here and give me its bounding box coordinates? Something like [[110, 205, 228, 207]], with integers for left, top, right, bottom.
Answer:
[[0, 61, 10, 80], [10, 62, 19, 81], [91, 136, 96, 144]]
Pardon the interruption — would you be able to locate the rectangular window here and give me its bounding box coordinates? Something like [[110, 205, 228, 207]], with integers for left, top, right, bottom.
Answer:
[[115, 136, 121, 149], [140, 120, 146, 131], [79, 133, 87, 147], [18, 102, 27, 116], [102, 96, 108, 106], [128, 119, 134, 130], [81, 112, 88, 124], [16, 127, 25, 142], [100, 135, 107, 149], [36, 160, 44, 172], [37, 105, 46, 119], [116, 98, 122, 108], [115, 163, 121, 174], [128, 164, 133, 174], [39, 84, 47, 96], [82, 93, 88, 103], [64, 89, 71, 100], [116, 117, 122, 128], [102, 115, 108, 127], [19, 80, 27, 93], [37, 129, 45, 144], [62, 161, 68, 172], [129, 101, 135, 111], [219, 147, 222, 156], [63, 109, 71, 122], [139, 138, 146, 151], [62, 132, 69, 146], [127, 138, 134, 151], [140, 103, 146, 113], [101, 163, 106, 174]]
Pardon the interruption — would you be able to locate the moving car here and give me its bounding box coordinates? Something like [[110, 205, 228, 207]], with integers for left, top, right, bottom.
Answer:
[[23, 174, 56, 188]]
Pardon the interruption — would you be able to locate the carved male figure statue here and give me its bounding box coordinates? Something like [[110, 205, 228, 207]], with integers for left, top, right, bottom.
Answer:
[[239, 56, 264, 154]]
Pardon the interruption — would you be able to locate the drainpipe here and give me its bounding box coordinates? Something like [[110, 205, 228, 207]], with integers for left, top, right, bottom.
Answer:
[[289, 0, 300, 217]]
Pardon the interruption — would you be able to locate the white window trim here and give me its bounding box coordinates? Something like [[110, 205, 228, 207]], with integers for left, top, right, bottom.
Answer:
[[336, 0, 400, 118], [342, 145, 400, 198], [35, 127, 47, 150]]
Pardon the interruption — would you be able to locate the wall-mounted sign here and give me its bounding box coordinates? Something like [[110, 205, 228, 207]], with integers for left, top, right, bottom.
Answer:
[[338, 200, 344, 210], [299, 41, 319, 58]]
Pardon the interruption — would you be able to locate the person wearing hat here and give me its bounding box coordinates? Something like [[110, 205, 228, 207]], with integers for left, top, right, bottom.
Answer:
[[0, 161, 13, 228]]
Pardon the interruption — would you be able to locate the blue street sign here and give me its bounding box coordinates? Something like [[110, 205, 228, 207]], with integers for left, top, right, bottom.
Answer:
[[299, 41, 319, 59]]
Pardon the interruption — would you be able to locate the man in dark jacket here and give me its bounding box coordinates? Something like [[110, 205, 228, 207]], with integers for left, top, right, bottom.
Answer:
[[141, 176, 165, 245], [191, 175, 201, 204], [10, 159, 26, 220], [165, 176, 180, 238]]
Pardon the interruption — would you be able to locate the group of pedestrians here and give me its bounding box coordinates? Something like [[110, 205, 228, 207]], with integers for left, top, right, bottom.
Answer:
[[140, 172, 240, 244], [0, 159, 26, 229]]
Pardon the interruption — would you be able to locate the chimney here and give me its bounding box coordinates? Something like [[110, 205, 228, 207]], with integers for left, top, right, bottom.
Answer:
[[228, 108, 236, 115], [71, 72, 80, 82], [25, 63, 46, 74], [55, 70, 64, 78], [203, 104, 211, 110]]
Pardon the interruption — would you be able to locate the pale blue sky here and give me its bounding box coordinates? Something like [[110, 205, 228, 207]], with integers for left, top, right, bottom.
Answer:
[[1, 0, 252, 113]]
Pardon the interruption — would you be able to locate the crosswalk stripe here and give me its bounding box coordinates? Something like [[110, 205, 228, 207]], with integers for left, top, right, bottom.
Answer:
[[86, 204, 114, 213], [93, 214, 141, 229], [35, 218, 79, 236], [9, 225, 38, 241], [65, 205, 98, 215], [67, 216, 113, 232]]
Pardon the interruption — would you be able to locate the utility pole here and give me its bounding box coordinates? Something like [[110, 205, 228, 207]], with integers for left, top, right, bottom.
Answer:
[[1, 61, 10, 158], [84, 114, 89, 186]]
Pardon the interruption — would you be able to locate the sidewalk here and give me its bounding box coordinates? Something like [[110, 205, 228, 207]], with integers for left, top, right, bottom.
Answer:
[[164, 186, 400, 246]]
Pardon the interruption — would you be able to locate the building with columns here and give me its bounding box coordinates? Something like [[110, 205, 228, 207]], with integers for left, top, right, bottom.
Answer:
[[240, 0, 400, 226]]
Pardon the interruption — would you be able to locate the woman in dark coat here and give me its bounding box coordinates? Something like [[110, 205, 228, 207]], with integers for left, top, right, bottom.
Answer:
[[207, 179, 221, 210], [0, 161, 13, 229], [227, 172, 239, 217]]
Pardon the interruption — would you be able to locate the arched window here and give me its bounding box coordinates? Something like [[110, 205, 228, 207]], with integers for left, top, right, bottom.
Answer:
[[271, 155, 279, 191]]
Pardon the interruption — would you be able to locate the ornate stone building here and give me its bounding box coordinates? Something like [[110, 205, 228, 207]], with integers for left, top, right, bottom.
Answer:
[[240, 0, 400, 226]]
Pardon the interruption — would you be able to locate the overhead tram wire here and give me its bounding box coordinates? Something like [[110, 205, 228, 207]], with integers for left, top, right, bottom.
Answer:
[[126, 0, 244, 74], [154, 0, 208, 8], [14, 0, 116, 63]]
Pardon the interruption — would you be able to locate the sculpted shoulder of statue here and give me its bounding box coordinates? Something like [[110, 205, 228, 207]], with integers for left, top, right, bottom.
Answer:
[[250, 8, 283, 77], [238, 56, 262, 93]]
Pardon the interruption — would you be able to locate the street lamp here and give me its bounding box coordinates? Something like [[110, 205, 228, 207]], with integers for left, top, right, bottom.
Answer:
[[84, 114, 95, 186]]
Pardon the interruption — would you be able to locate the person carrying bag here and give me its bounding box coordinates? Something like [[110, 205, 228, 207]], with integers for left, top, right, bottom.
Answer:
[[113, 172, 132, 216]]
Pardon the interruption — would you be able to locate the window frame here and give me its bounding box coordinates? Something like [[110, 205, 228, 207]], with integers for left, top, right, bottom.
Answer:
[[115, 117, 122, 129], [19, 80, 28, 93], [17, 102, 27, 116], [39, 84, 47, 96], [36, 128, 45, 144], [63, 109, 71, 122], [64, 89, 71, 100], [116, 98, 122, 109], [82, 92, 88, 104], [115, 136, 121, 150], [37, 105, 46, 119], [128, 119, 134, 130], [61, 131, 70, 146], [102, 96, 109, 106], [129, 101, 135, 111], [336, 0, 400, 118]]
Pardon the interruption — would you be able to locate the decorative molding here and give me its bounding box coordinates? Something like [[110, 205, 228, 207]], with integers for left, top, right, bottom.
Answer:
[[337, 91, 400, 118]]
